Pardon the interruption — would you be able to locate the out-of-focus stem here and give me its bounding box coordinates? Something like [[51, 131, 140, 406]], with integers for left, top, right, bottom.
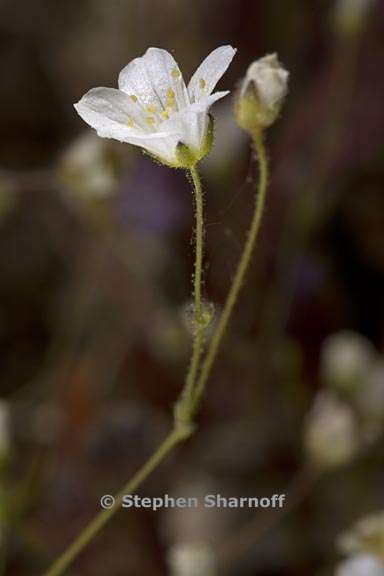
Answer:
[[43, 424, 193, 576]]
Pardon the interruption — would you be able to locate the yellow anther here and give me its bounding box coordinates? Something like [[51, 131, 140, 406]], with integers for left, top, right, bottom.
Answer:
[[146, 116, 156, 125], [146, 105, 157, 113], [166, 88, 176, 109], [130, 95, 138, 103], [199, 78, 206, 90], [161, 109, 170, 119], [171, 67, 181, 79], [127, 117, 134, 127], [167, 88, 175, 101]]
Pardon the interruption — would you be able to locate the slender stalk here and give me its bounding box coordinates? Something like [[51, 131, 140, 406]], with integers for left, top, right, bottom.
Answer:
[[43, 426, 191, 576], [192, 130, 269, 412], [190, 166, 204, 322], [43, 134, 269, 574], [44, 166, 205, 575], [177, 167, 205, 420]]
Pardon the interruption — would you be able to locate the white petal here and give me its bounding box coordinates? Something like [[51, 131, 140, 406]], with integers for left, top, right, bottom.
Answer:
[[188, 45, 236, 102], [74, 87, 150, 139], [118, 47, 189, 110], [157, 91, 229, 162], [160, 92, 227, 154], [137, 133, 181, 165], [192, 90, 230, 112], [74, 87, 180, 164], [164, 108, 208, 154]]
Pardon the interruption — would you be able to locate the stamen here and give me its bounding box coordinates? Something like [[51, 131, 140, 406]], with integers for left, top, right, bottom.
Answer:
[[199, 78, 206, 90], [171, 67, 181, 79], [161, 110, 170, 119], [146, 105, 157, 113], [167, 88, 175, 100], [146, 116, 156, 125], [166, 88, 176, 109], [127, 117, 135, 127], [130, 95, 138, 103]]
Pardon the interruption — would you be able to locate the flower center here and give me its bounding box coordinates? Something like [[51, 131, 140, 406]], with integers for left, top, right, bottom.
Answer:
[[126, 67, 185, 131]]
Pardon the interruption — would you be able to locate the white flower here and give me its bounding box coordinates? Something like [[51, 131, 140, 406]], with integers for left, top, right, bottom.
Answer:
[[74, 46, 236, 168], [321, 331, 376, 392], [235, 53, 289, 131], [59, 132, 118, 199], [168, 542, 216, 576], [336, 553, 384, 576], [304, 392, 359, 469]]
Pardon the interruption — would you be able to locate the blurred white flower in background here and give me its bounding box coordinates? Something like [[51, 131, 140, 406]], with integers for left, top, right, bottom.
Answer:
[[321, 331, 375, 393], [338, 510, 384, 560], [319, 331, 384, 446], [336, 553, 384, 576], [163, 476, 225, 546], [74, 46, 236, 168], [304, 392, 359, 469], [167, 542, 216, 576], [59, 132, 118, 200], [333, 0, 376, 37]]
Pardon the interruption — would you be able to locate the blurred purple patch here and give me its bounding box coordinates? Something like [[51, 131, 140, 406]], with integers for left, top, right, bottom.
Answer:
[[286, 254, 325, 295], [118, 158, 190, 236]]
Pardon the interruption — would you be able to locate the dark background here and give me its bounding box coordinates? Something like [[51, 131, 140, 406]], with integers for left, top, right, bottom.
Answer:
[[0, 0, 384, 574]]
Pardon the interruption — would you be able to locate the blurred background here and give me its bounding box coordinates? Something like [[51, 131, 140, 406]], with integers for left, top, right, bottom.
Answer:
[[1, 0, 384, 574]]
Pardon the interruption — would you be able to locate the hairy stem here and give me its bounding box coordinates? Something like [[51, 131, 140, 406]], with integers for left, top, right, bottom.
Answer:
[[43, 167, 206, 575], [192, 131, 269, 412], [190, 166, 204, 322], [176, 167, 205, 421], [44, 132, 270, 574]]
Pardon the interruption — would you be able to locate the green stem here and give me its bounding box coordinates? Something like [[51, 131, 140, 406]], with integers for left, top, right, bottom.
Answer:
[[43, 166, 206, 575], [190, 166, 204, 321], [192, 131, 269, 412], [43, 133, 269, 575], [176, 167, 205, 420], [43, 425, 192, 576]]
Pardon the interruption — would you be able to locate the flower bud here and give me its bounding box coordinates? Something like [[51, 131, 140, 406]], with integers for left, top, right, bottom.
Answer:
[[235, 54, 289, 133], [321, 331, 375, 393], [304, 392, 359, 469], [336, 553, 384, 576], [167, 542, 216, 576]]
